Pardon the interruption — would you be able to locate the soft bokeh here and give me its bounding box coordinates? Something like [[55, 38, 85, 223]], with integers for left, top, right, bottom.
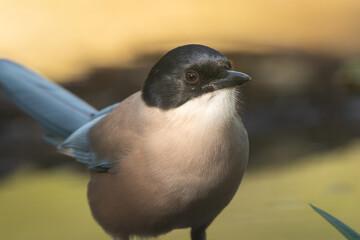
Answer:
[[0, 0, 359, 239], [1, 0, 360, 80]]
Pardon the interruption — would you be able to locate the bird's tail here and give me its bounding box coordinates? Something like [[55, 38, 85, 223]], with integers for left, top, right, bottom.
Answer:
[[0, 59, 98, 145]]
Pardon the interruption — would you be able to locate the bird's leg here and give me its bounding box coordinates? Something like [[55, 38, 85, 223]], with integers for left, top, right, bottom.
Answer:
[[191, 225, 207, 240]]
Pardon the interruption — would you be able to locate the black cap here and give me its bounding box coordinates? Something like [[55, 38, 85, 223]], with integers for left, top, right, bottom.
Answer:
[[142, 44, 251, 110]]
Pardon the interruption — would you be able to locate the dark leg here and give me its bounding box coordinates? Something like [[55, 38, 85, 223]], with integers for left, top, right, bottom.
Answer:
[[191, 227, 206, 240], [191, 224, 209, 240]]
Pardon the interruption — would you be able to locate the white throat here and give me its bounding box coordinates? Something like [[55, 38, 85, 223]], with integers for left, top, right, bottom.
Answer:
[[166, 88, 238, 127]]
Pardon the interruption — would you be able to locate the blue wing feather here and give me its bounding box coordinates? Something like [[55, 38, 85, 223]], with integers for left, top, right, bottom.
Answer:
[[59, 112, 116, 172], [91, 103, 119, 119]]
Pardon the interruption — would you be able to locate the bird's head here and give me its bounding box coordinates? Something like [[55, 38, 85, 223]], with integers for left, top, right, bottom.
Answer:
[[142, 44, 251, 110]]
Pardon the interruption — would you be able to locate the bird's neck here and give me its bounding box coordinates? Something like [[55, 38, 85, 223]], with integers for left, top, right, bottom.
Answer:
[[165, 88, 239, 129]]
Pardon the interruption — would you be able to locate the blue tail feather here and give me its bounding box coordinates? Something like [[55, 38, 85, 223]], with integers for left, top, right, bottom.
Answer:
[[0, 59, 98, 140]]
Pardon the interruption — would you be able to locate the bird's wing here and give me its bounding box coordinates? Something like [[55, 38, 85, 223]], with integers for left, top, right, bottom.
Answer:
[[88, 92, 144, 172], [90, 103, 120, 119], [58, 103, 120, 172], [58, 115, 112, 172], [58, 93, 142, 172]]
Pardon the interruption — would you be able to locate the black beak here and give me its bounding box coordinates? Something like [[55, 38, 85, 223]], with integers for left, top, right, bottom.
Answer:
[[226, 70, 251, 85], [211, 70, 251, 89]]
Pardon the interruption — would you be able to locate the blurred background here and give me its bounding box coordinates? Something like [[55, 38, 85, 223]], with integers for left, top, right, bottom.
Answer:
[[0, 0, 360, 239]]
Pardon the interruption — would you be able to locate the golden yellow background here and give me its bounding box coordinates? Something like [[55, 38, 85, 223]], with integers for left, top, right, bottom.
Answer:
[[0, 1, 359, 239], [1, 0, 360, 80]]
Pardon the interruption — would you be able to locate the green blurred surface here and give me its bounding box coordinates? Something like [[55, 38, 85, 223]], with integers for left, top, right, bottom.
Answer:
[[0, 140, 359, 240]]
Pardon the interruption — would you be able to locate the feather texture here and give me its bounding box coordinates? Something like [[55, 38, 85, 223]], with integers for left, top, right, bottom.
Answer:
[[59, 115, 114, 171], [0, 59, 97, 139], [0, 59, 114, 172]]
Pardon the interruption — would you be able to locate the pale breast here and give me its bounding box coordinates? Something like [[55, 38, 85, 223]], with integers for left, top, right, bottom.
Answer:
[[140, 89, 249, 214], [87, 89, 249, 235]]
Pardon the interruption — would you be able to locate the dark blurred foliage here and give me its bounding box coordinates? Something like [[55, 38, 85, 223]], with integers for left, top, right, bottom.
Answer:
[[0, 51, 359, 178]]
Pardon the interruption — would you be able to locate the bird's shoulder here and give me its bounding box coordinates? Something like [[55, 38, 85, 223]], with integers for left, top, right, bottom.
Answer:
[[87, 91, 165, 168]]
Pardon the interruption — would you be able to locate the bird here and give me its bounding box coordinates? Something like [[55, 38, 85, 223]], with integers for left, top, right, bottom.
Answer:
[[0, 44, 250, 240]]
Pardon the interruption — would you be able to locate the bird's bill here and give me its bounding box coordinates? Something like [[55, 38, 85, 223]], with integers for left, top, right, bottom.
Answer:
[[212, 70, 251, 89]]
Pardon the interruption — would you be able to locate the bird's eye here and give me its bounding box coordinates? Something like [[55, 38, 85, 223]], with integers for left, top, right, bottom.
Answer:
[[185, 71, 199, 83]]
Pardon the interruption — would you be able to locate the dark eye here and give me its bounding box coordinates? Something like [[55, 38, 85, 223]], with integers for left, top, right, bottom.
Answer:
[[185, 71, 199, 83]]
